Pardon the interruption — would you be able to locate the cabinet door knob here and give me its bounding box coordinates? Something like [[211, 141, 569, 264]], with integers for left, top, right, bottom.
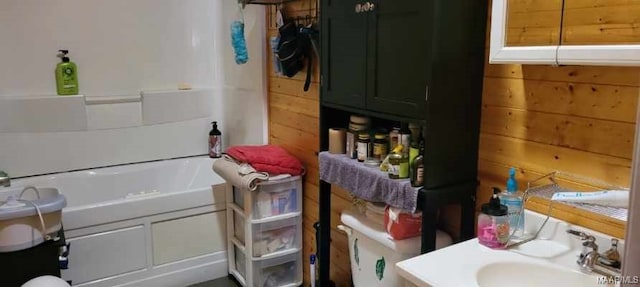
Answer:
[[425, 85, 430, 102], [355, 3, 362, 13], [362, 2, 371, 12]]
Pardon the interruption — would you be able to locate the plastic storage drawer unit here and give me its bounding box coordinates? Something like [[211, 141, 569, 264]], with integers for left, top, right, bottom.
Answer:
[[232, 176, 302, 219], [226, 176, 303, 287]]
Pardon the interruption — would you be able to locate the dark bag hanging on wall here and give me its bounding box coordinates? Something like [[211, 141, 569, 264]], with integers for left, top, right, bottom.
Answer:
[[276, 22, 303, 78], [276, 21, 308, 79]]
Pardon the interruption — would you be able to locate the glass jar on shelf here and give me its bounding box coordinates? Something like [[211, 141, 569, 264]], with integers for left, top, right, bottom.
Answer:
[[373, 130, 388, 161], [357, 132, 371, 162], [388, 144, 408, 179]]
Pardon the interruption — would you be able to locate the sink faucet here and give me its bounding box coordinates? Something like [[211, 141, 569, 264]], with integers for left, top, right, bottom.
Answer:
[[567, 229, 622, 278], [0, 170, 9, 187]]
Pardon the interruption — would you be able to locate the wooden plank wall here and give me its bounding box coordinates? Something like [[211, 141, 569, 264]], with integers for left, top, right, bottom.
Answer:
[[562, 0, 640, 45], [265, 2, 354, 286], [506, 0, 563, 46], [479, 0, 640, 240], [478, 63, 640, 239], [505, 0, 640, 46], [266, 1, 640, 286]]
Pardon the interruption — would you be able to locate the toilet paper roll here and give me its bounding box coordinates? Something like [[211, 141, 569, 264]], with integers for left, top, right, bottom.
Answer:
[[328, 128, 346, 154]]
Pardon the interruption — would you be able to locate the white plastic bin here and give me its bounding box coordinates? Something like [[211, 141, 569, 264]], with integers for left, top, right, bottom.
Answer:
[[233, 246, 302, 287], [251, 216, 300, 257], [253, 177, 300, 219], [253, 250, 302, 287], [232, 176, 302, 220], [338, 209, 452, 287], [231, 208, 301, 257]]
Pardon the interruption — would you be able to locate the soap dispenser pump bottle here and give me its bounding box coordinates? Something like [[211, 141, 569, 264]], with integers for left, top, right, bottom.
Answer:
[[478, 187, 510, 249], [55, 50, 79, 95], [209, 121, 222, 158], [500, 167, 524, 238]]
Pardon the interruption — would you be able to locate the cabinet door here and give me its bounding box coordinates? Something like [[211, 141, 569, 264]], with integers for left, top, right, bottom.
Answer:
[[321, 0, 368, 109], [365, 0, 432, 119], [561, 0, 640, 45]]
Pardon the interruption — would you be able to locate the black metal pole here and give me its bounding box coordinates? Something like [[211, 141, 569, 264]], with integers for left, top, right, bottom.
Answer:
[[460, 190, 476, 241], [420, 188, 438, 253], [318, 180, 331, 286]]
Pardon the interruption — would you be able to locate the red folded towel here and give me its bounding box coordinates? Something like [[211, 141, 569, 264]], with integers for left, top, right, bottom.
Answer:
[[226, 145, 305, 176]]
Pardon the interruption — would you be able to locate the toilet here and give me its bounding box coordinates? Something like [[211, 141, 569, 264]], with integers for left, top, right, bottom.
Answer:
[[21, 276, 70, 287], [338, 209, 452, 287]]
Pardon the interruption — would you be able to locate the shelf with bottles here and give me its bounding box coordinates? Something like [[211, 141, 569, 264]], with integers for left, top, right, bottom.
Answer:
[[319, 103, 479, 252], [322, 105, 426, 187]]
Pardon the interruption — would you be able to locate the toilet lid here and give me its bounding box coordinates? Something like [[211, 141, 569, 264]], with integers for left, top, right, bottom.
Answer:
[[21, 276, 71, 287]]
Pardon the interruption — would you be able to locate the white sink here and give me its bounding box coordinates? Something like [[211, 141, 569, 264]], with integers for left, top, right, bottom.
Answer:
[[476, 262, 601, 287], [396, 210, 624, 287]]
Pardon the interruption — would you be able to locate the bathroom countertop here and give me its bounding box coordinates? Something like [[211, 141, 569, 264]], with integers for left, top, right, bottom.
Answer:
[[395, 210, 622, 287], [396, 238, 550, 287]]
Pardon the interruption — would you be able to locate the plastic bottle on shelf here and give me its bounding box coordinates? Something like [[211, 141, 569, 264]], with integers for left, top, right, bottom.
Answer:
[[347, 115, 370, 159], [55, 50, 79, 95], [410, 141, 424, 187], [478, 188, 510, 249], [357, 132, 371, 162], [409, 125, 422, 183], [389, 127, 401, 151], [209, 121, 222, 158], [499, 167, 524, 238], [399, 123, 411, 157], [373, 130, 388, 160], [388, 144, 408, 179]]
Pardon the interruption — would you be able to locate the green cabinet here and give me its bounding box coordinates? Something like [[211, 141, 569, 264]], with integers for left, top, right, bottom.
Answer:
[[321, 0, 489, 187], [321, 0, 368, 109], [317, 1, 489, 284], [365, 0, 432, 118], [321, 0, 432, 118]]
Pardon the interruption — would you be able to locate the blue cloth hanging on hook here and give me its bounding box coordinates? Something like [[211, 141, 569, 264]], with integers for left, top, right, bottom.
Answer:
[[231, 20, 248, 65]]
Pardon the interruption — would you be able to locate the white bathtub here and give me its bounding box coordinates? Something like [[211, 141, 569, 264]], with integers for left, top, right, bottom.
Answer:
[[10, 156, 228, 287]]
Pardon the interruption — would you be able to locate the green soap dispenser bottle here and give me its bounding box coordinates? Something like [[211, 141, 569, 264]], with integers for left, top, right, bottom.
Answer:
[[55, 50, 79, 95]]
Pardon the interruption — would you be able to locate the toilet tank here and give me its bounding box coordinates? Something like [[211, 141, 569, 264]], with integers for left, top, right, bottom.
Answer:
[[339, 209, 452, 287]]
